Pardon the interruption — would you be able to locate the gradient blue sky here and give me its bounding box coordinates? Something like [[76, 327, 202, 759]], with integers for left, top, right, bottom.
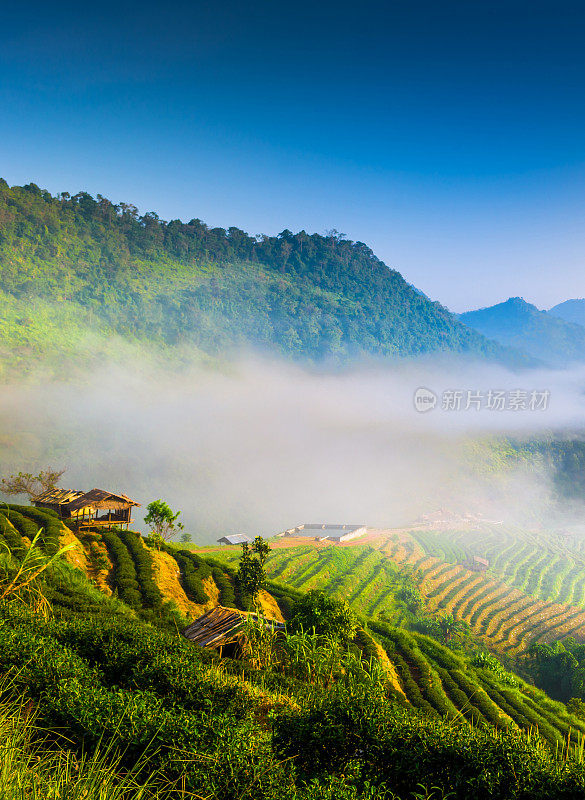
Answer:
[[1, 0, 585, 311]]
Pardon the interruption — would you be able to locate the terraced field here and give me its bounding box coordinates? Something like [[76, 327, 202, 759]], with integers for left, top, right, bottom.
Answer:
[[209, 542, 417, 624], [207, 525, 585, 655], [5, 504, 585, 753], [377, 525, 585, 654], [369, 623, 585, 754]]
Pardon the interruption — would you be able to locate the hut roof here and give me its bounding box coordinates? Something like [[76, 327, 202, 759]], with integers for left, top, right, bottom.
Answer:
[[183, 605, 285, 649], [473, 556, 489, 567], [65, 489, 140, 511], [33, 488, 85, 505], [217, 534, 252, 545]]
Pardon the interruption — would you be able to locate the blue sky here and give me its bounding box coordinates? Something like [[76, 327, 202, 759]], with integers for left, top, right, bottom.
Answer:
[[1, 0, 585, 311]]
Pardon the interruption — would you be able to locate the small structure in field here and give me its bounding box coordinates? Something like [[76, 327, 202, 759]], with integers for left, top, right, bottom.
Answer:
[[183, 605, 285, 658], [467, 555, 489, 572], [33, 487, 140, 530], [558, 529, 575, 541], [217, 533, 252, 546], [283, 524, 367, 543]]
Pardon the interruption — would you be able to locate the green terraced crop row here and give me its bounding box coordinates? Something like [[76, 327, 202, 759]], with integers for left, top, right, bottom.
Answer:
[[366, 621, 585, 754], [411, 525, 585, 611], [212, 543, 413, 623]]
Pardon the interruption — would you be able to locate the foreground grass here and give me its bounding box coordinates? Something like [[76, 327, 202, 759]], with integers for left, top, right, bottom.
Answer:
[[0, 695, 177, 800]]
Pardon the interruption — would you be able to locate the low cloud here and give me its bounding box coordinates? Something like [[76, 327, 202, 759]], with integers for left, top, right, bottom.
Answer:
[[0, 356, 584, 543]]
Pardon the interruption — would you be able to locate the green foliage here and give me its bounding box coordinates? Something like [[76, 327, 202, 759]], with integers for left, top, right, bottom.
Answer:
[[143, 499, 183, 544], [236, 536, 271, 602], [526, 639, 585, 701], [0, 180, 516, 376], [164, 546, 211, 604], [471, 651, 519, 686], [291, 589, 358, 644], [0, 693, 178, 800], [273, 689, 585, 799], [101, 531, 142, 609], [567, 698, 585, 719], [120, 531, 163, 610], [396, 583, 424, 613], [414, 613, 469, 644]]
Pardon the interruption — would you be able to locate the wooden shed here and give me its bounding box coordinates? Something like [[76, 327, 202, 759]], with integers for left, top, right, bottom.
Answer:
[[33, 487, 140, 530], [183, 605, 285, 658], [469, 556, 489, 572]]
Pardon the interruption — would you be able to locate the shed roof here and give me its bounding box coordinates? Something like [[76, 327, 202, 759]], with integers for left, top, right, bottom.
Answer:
[[34, 488, 140, 510], [217, 534, 252, 545], [33, 488, 85, 505], [473, 556, 489, 566], [66, 489, 140, 511], [183, 605, 285, 649]]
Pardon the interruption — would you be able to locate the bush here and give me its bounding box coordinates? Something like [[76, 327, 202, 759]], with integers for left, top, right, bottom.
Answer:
[[273, 690, 585, 799], [0, 514, 25, 558], [120, 531, 162, 610], [291, 590, 358, 644], [101, 531, 142, 609], [164, 547, 210, 604]]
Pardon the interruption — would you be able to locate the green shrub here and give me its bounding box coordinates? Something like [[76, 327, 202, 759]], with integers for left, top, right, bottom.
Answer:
[[101, 531, 142, 609], [274, 690, 585, 799], [164, 547, 210, 604], [120, 531, 162, 610]]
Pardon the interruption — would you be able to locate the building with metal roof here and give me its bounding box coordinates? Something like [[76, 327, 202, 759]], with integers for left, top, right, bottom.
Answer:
[[217, 533, 253, 546], [283, 524, 367, 543]]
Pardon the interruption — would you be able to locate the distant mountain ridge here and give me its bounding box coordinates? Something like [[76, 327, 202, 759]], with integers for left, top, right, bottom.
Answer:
[[460, 297, 585, 366], [0, 180, 528, 376], [549, 298, 585, 328]]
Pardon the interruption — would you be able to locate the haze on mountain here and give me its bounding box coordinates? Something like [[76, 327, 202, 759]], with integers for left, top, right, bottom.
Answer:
[[549, 299, 585, 328], [0, 180, 530, 377], [460, 297, 585, 367]]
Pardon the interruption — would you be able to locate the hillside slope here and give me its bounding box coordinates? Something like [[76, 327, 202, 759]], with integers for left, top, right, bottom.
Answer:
[[0, 181, 525, 375], [211, 530, 585, 656], [460, 297, 585, 366], [5, 504, 585, 767]]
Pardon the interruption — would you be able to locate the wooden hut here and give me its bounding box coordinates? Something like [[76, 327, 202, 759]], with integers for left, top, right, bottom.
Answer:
[[469, 556, 489, 572], [33, 488, 140, 530], [183, 606, 285, 658]]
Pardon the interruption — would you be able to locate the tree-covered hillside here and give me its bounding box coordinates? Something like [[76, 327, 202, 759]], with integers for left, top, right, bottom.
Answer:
[[0, 180, 519, 375]]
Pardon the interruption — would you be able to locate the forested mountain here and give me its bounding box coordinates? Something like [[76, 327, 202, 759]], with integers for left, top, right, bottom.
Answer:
[[549, 299, 585, 328], [0, 181, 521, 375], [460, 297, 585, 366]]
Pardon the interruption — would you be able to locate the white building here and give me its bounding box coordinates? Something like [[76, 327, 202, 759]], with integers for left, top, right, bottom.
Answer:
[[282, 524, 367, 543]]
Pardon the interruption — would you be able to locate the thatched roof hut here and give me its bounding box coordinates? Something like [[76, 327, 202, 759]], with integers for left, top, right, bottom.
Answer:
[[183, 606, 285, 658], [33, 487, 140, 529]]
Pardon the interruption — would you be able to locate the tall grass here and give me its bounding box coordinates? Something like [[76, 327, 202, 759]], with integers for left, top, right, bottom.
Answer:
[[0, 694, 179, 800]]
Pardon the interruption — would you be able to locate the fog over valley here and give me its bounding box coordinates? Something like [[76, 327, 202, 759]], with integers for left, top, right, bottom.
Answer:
[[2, 356, 585, 543]]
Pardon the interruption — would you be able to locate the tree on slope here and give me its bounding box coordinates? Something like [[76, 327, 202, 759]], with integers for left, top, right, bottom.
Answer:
[[0, 468, 65, 500], [144, 499, 184, 548], [236, 536, 271, 603]]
